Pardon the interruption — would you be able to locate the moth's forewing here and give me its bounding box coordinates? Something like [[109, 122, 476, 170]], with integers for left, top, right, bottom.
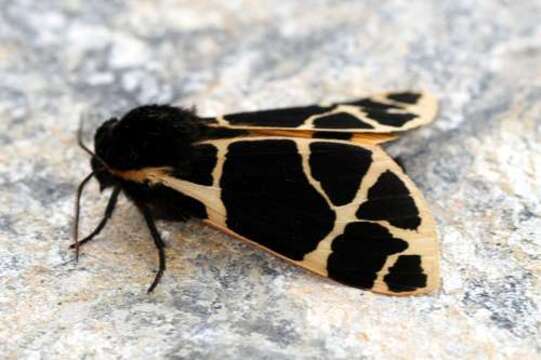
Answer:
[[152, 137, 439, 295]]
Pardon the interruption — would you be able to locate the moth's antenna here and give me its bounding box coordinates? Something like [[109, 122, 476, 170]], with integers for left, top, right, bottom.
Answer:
[[78, 118, 94, 156], [73, 171, 94, 262], [77, 117, 110, 170]]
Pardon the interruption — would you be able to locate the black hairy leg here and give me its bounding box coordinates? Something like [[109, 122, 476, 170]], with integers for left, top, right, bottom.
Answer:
[[70, 187, 121, 249], [138, 202, 167, 293]]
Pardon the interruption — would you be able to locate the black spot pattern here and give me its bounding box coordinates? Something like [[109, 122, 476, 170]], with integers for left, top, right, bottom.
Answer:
[[356, 170, 421, 230], [224, 105, 332, 127], [387, 92, 421, 104], [344, 98, 404, 111], [364, 110, 418, 127], [327, 222, 408, 289], [313, 112, 374, 129], [220, 140, 335, 260], [173, 143, 217, 186], [204, 126, 249, 139], [312, 131, 353, 140], [309, 142, 372, 206], [384, 255, 427, 292]]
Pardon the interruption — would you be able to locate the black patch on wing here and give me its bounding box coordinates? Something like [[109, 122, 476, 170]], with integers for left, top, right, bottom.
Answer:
[[364, 110, 418, 127], [173, 143, 217, 186], [327, 222, 408, 289], [221, 139, 335, 260], [356, 170, 421, 230], [204, 126, 249, 139], [312, 131, 353, 140], [313, 112, 374, 129], [387, 92, 421, 104], [224, 105, 332, 128], [309, 142, 372, 206], [343, 99, 404, 111], [384, 255, 427, 292]]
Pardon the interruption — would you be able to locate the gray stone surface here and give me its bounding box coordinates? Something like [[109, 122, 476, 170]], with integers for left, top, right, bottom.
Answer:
[[1, 1, 540, 359]]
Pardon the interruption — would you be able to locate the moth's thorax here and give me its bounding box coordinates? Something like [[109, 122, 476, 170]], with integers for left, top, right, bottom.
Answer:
[[91, 104, 207, 190]]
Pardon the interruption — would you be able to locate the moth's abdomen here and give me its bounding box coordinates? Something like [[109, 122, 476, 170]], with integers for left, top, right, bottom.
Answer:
[[122, 181, 208, 221]]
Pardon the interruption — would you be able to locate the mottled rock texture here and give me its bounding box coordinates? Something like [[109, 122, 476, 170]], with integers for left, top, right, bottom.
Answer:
[[0, 1, 540, 359]]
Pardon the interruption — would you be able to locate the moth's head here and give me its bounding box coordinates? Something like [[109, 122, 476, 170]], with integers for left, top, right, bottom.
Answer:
[[91, 117, 118, 191]]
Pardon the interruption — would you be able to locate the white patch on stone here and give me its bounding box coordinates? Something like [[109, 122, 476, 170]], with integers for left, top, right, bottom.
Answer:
[[109, 32, 150, 68]]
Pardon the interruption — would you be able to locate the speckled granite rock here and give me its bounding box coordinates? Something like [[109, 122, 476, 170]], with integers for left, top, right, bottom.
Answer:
[[0, 1, 540, 359]]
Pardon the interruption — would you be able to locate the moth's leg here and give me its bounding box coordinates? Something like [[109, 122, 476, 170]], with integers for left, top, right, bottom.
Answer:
[[70, 186, 121, 249], [137, 202, 167, 293]]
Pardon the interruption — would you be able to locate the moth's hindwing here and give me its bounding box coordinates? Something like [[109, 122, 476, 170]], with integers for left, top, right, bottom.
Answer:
[[154, 137, 439, 295], [209, 91, 438, 134]]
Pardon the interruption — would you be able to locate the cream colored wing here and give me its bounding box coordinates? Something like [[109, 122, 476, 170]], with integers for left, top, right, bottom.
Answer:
[[207, 91, 438, 134], [139, 137, 439, 295]]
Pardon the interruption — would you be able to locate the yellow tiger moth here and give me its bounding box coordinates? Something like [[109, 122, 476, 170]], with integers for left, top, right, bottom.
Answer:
[[73, 91, 439, 296]]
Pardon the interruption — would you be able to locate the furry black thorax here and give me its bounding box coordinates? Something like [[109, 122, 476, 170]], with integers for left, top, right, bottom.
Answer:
[[91, 104, 237, 191], [94, 105, 203, 169]]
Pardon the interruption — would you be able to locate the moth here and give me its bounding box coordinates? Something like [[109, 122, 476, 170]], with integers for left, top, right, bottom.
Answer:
[[73, 91, 439, 295]]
